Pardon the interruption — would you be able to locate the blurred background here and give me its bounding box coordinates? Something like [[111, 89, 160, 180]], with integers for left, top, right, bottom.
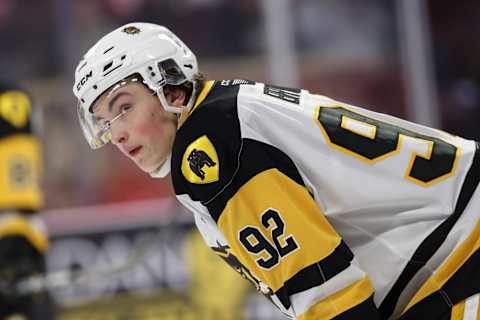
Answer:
[[1, 0, 479, 319]]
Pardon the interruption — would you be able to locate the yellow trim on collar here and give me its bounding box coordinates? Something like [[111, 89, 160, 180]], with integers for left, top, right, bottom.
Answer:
[[178, 80, 215, 127], [191, 80, 215, 113]]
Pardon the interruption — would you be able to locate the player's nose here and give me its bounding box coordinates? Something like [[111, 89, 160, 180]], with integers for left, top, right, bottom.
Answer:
[[110, 124, 128, 145]]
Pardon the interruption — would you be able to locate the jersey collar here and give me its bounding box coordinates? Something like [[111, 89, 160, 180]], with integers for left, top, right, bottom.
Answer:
[[178, 80, 215, 128]]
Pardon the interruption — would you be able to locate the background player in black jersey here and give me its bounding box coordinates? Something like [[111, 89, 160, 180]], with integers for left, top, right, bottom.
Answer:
[[0, 80, 55, 319]]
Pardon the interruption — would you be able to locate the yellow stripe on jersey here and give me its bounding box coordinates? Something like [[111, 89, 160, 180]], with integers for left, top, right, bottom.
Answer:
[[217, 168, 342, 293], [297, 276, 374, 320], [451, 294, 480, 320], [450, 299, 466, 320], [402, 219, 480, 316], [0, 215, 48, 252], [0, 134, 43, 210]]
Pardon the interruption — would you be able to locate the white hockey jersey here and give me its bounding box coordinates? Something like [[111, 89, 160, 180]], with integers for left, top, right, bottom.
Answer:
[[171, 80, 480, 319]]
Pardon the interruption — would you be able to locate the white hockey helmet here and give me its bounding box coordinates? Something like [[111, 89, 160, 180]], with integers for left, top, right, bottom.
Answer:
[[73, 22, 198, 150]]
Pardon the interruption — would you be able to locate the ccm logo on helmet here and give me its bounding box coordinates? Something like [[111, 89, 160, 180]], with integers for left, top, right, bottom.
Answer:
[[76, 70, 93, 92]]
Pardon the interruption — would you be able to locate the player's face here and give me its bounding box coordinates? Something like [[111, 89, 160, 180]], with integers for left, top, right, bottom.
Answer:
[[92, 82, 178, 173]]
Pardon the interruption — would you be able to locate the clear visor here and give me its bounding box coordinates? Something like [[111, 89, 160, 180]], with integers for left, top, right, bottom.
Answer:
[[77, 58, 189, 149], [77, 77, 140, 149], [77, 101, 110, 149]]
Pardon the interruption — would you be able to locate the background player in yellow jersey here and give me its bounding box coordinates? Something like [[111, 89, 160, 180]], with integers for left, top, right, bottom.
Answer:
[[73, 22, 480, 319], [0, 80, 54, 319]]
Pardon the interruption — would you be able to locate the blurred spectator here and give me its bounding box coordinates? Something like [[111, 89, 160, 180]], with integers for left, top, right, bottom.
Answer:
[[429, 1, 480, 140]]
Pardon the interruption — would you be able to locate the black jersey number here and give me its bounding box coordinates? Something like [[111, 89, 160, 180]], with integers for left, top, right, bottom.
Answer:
[[316, 106, 458, 186], [239, 209, 299, 270]]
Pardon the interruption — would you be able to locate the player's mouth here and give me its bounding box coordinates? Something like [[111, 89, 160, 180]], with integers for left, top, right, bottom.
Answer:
[[128, 146, 142, 157]]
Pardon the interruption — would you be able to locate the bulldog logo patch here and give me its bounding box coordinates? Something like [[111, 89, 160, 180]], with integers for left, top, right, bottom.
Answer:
[[181, 135, 219, 184]]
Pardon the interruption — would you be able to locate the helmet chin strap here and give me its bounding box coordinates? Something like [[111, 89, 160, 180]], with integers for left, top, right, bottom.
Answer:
[[150, 153, 172, 178]]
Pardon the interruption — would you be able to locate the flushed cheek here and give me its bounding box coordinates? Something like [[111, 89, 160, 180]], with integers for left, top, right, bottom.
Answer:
[[133, 117, 164, 137], [133, 124, 165, 159]]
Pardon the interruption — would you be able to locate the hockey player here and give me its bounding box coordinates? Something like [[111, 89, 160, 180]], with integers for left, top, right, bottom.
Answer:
[[0, 81, 54, 319], [73, 22, 480, 319]]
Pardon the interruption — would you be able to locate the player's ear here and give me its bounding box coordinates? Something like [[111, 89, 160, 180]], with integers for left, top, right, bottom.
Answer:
[[165, 86, 187, 107]]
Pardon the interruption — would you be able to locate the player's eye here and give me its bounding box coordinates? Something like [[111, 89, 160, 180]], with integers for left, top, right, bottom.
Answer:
[[120, 104, 132, 114]]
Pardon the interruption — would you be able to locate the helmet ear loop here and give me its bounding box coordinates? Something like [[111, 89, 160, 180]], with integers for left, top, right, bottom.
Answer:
[[155, 85, 191, 114], [185, 84, 197, 111], [155, 86, 179, 114]]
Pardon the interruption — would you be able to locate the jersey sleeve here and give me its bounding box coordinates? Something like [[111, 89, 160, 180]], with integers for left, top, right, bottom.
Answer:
[[171, 81, 242, 203]]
